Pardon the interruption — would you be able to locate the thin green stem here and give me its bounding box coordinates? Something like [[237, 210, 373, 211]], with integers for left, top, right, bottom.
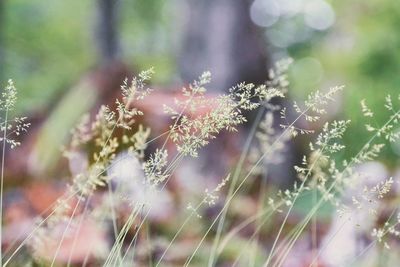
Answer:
[[271, 109, 394, 267], [67, 197, 91, 267], [0, 108, 8, 266], [264, 145, 328, 267], [108, 182, 118, 241], [185, 105, 314, 267], [50, 197, 82, 267], [208, 107, 265, 267]]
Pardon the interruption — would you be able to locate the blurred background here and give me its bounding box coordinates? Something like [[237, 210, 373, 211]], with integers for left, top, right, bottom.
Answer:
[[2, 0, 400, 164], [1, 0, 400, 265]]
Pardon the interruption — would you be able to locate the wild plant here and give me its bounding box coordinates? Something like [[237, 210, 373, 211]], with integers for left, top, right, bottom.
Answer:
[[0, 80, 30, 266], [2, 60, 400, 267]]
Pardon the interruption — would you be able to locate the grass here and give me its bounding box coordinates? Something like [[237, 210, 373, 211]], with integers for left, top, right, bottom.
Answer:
[[1, 60, 400, 266]]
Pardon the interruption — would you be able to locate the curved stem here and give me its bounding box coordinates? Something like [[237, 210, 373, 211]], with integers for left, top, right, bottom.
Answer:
[[0, 108, 8, 266]]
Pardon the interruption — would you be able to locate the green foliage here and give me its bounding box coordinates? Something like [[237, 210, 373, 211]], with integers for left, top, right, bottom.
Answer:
[[0, 80, 30, 148], [285, 0, 400, 164], [3, 1, 94, 113]]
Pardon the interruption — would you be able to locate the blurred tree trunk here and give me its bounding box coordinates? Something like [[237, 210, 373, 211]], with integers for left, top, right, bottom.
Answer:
[[178, 0, 298, 187], [0, 0, 4, 81], [178, 0, 268, 180], [96, 0, 120, 65], [179, 0, 269, 91]]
